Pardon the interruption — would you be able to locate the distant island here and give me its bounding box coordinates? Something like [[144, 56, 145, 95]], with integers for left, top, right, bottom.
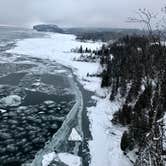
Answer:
[[33, 24, 64, 33]]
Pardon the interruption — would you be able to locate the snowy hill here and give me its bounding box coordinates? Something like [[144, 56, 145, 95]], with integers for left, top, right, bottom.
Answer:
[[33, 24, 64, 33]]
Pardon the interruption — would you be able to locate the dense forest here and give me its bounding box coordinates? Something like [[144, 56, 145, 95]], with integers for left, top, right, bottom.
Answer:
[[75, 30, 143, 42], [98, 34, 166, 165], [69, 7, 166, 165], [72, 8, 166, 165], [75, 30, 166, 165], [75, 31, 138, 42]]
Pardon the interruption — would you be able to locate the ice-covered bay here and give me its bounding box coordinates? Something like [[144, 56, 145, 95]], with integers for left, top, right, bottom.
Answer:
[[7, 33, 102, 92], [7, 32, 132, 166]]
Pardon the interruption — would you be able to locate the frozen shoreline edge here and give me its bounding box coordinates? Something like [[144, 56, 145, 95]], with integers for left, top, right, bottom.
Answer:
[[31, 67, 84, 166]]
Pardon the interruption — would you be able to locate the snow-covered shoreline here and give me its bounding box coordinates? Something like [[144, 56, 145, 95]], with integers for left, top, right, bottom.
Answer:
[[7, 32, 132, 166]]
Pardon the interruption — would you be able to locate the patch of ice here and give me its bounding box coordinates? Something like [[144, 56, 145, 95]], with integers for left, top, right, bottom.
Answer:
[[68, 128, 82, 141], [17, 106, 28, 111], [44, 100, 55, 105], [0, 109, 7, 113], [0, 95, 21, 107], [56, 70, 66, 73], [32, 82, 41, 86]]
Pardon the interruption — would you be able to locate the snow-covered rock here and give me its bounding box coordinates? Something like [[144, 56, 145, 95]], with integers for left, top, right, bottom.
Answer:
[[68, 128, 82, 141], [0, 95, 21, 107]]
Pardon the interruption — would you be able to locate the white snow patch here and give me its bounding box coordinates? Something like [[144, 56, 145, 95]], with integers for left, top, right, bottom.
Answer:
[[56, 69, 66, 73], [88, 96, 132, 166], [58, 153, 81, 166], [44, 100, 55, 105], [42, 152, 81, 166], [68, 128, 82, 141], [0, 95, 21, 107], [42, 152, 58, 166]]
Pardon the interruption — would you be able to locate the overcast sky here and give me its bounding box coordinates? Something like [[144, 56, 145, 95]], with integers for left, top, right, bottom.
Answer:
[[0, 0, 165, 28]]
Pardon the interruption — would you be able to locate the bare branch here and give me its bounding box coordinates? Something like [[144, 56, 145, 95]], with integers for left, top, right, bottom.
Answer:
[[127, 8, 158, 41]]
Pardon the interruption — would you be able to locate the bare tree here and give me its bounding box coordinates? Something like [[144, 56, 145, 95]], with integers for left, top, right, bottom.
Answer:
[[128, 8, 157, 40], [157, 6, 166, 43]]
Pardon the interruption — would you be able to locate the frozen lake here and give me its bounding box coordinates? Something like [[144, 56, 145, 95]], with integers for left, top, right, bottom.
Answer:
[[0, 26, 102, 166], [0, 27, 77, 166]]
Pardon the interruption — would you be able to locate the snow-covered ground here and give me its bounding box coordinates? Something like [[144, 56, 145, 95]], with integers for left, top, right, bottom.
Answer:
[[58, 153, 81, 166], [88, 96, 132, 166], [42, 152, 81, 166], [7, 33, 132, 166]]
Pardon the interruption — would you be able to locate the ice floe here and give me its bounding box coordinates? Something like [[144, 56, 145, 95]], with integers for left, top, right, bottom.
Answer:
[[0, 95, 21, 107]]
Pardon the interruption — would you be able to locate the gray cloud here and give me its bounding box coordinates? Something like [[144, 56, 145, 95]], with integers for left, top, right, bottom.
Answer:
[[0, 0, 165, 28]]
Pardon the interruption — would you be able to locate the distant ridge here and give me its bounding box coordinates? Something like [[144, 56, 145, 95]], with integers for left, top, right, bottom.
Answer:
[[33, 24, 64, 33]]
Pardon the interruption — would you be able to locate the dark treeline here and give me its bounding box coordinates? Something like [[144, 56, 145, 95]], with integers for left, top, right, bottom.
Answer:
[[99, 35, 166, 165], [73, 28, 143, 42], [76, 32, 126, 42]]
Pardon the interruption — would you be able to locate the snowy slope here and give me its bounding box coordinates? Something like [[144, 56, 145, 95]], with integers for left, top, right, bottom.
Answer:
[[88, 96, 132, 166]]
